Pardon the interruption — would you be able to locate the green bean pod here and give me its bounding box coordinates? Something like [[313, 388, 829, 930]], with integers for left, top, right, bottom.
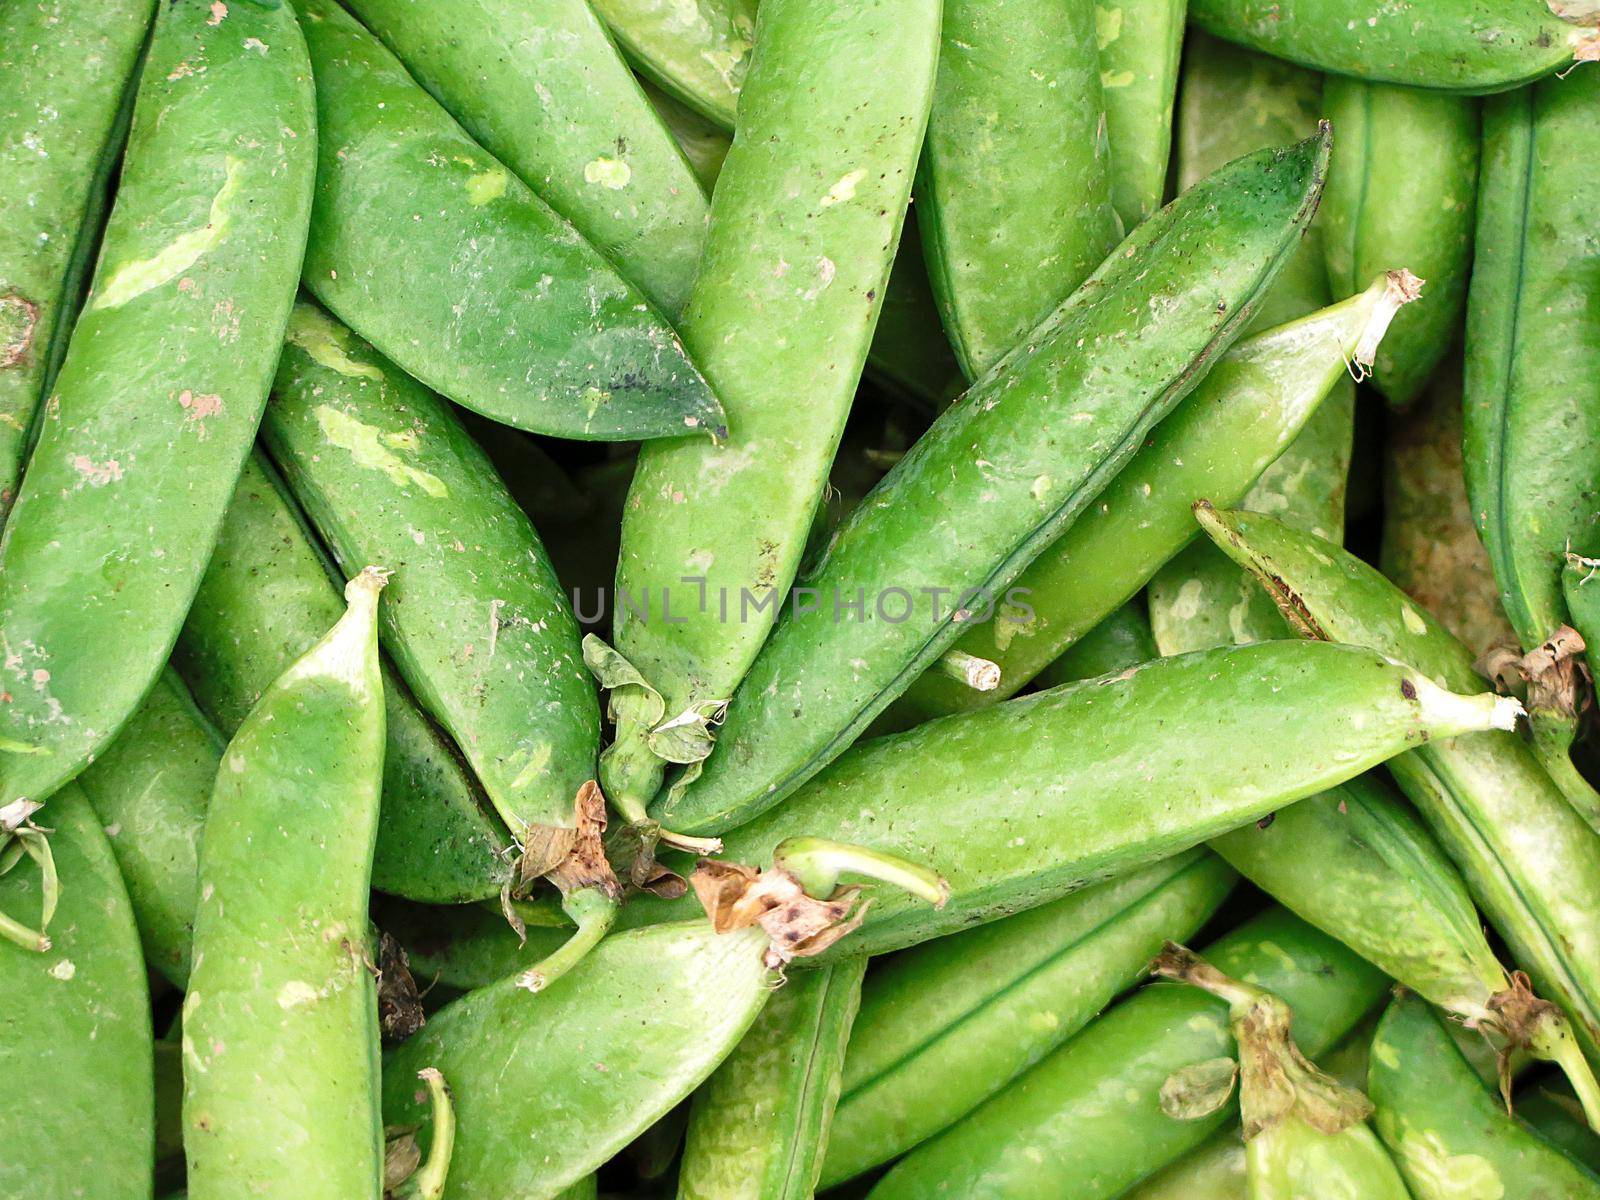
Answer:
[[1197, 504, 1600, 1065], [919, 0, 1120, 380], [678, 958, 868, 1200], [1153, 945, 1411, 1200], [291, 0, 721, 442], [1033, 597, 1157, 689], [1463, 68, 1600, 822], [344, 0, 709, 318], [1096, 0, 1186, 228], [592, 0, 756, 129], [668, 129, 1333, 833], [75, 669, 219, 987], [601, 0, 941, 833], [0, 0, 154, 523], [1213, 773, 1600, 1119], [176, 450, 513, 903], [0, 0, 315, 810], [866, 908, 1387, 1200], [819, 851, 1236, 1188], [183, 570, 388, 1200], [1371, 994, 1600, 1199], [0, 783, 153, 1199], [1322, 80, 1478, 406], [263, 302, 607, 984], [639, 639, 1518, 959], [1189, 0, 1599, 93], [892, 271, 1413, 724]]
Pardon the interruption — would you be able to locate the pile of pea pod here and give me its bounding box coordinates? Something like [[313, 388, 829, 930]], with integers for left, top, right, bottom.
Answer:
[[5, 0, 1600, 1196]]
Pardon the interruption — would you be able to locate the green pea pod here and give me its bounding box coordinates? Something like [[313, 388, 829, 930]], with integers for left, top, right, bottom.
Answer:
[[75, 668, 219, 987], [1463, 68, 1600, 823], [343, 0, 708, 319], [891, 271, 1414, 724], [0, 0, 315, 810], [1371, 994, 1600, 1199], [0, 783, 153, 1199], [1196, 504, 1600, 1066], [1188, 0, 1600, 93], [867, 907, 1387, 1200], [819, 850, 1236, 1188], [678, 958, 868, 1200], [601, 0, 941, 835], [263, 302, 608, 987], [183, 570, 388, 1200], [1521, 1079, 1600, 1174], [644, 81, 732, 192], [373, 893, 577, 993], [0, 0, 154, 523], [668, 129, 1333, 833], [1033, 597, 1158, 689], [637, 640, 1518, 959], [1152, 945, 1411, 1200], [1383, 360, 1515, 658], [592, 0, 756, 129], [919, 0, 1120, 380], [291, 0, 721, 443], [1213, 773, 1600, 1121], [1125, 1131, 1246, 1200], [176, 450, 513, 904], [1321, 80, 1478, 406], [1096, 0, 1186, 228]]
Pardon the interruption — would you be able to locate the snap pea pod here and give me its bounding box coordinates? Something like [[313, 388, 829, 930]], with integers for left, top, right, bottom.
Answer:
[[1153, 946, 1412, 1200], [291, 0, 721, 443], [818, 851, 1236, 1188], [636, 639, 1518, 959], [602, 0, 941, 836], [1197, 505, 1600, 1064], [592, 0, 756, 129], [183, 570, 388, 1200], [75, 668, 218, 987], [176, 450, 513, 903], [1188, 0, 1599, 93], [919, 0, 1120, 380], [1213, 773, 1600, 1120], [678, 958, 868, 1200], [667, 129, 1333, 833], [263, 302, 607, 987], [891, 271, 1412, 724], [1096, 0, 1186, 228], [344, 0, 708, 318], [1033, 597, 1158, 690], [1463, 68, 1600, 824], [867, 908, 1387, 1200], [1383, 360, 1515, 658], [1371, 994, 1600, 1199], [0, 782, 153, 1200], [1321, 80, 1478, 407], [644, 81, 732, 192], [0, 0, 154, 523], [0, 0, 315, 810]]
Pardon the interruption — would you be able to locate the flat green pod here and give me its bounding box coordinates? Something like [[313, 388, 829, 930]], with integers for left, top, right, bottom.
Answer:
[[591, 0, 756, 129], [292, 0, 722, 442], [1096, 0, 1186, 228], [0, 0, 316, 811], [0, 783, 153, 1199]]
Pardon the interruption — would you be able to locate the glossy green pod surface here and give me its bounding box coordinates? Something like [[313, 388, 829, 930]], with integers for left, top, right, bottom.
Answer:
[[592, 0, 756, 129], [1097, 0, 1186, 228], [344, 0, 708, 318], [183, 572, 388, 1200], [668, 129, 1333, 833], [1034, 598, 1158, 689], [679, 958, 867, 1200], [1189, 0, 1599, 93], [820, 851, 1235, 1187], [176, 450, 512, 903], [919, 0, 1120, 379], [867, 908, 1387, 1200], [0, 783, 153, 1200], [292, 0, 722, 442], [1321, 79, 1478, 406], [385, 922, 773, 1200], [0, 0, 155, 522], [0, 0, 316, 809]]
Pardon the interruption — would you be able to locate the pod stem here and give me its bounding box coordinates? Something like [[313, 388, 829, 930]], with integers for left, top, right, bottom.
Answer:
[[393, 1068, 455, 1200], [935, 650, 1002, 692], [1491, 973, 1600, 1130], [0, 800, 57, 952], [773, 837, 951, 908], [514, 884, 618, 994], [1349, 269, 1423, 379]]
